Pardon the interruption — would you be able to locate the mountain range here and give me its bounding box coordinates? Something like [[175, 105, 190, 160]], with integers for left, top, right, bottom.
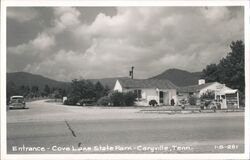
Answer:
[[7, 72, 129, 90], [150, 68, 202, 86], [7, 72, 68, 90], [7, 68, 202, 90]]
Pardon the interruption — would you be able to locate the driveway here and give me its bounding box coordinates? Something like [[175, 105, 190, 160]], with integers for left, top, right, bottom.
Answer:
[[7, 99, 243, 123], [7, 100, 244, 154]]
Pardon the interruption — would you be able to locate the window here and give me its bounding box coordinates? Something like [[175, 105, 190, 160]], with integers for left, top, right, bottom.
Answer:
[[189, 92, 194, 96], [134, 89, 142, 99]]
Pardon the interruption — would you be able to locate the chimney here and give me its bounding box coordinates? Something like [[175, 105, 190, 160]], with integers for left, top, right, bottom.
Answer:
[[129, 66, 134, 79], [198, 79, 205, 85]]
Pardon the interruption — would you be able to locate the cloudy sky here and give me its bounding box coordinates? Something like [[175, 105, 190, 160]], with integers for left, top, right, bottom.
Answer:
[[7, 7, 244, 81]]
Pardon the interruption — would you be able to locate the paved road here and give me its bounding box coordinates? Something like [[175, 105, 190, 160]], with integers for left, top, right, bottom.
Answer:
[[7, 100, 244, 154]]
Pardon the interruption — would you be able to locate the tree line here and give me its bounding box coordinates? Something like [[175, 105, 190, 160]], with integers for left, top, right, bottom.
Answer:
[[64, 79, 110, 105], [7, 82, 67, 101]]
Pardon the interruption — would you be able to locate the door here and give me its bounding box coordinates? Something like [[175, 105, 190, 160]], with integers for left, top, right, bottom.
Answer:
[[159, 91, 164, 104], [159, 91, 169, 105], [163, 92, 169, 105]]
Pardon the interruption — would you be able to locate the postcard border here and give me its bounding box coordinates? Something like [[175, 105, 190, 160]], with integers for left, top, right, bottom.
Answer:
[[1, 0, 249, 160]]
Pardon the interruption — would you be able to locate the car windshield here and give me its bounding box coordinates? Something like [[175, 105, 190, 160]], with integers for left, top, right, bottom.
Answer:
[[11, 97, 24, 103]]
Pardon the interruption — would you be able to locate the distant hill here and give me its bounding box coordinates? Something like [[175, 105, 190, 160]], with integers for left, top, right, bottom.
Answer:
[[7, 72, 128, 90], [90, 77, 129, 89], [7, 72, 69, 90], [150, 68, 202, 86], [7, 69, 202, 91]]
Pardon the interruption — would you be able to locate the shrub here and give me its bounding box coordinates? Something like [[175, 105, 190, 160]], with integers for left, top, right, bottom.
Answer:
[[179, 99, 187, 105], [200, 99, 213, 109], [204, 100, 212, 107], [188, 96, 197, 105], [149, 99, 158, 106], [124, 92, 137, 106], [79, 98, 96, 106], [110, 91, 125, 106], [109, 91, 137, 106], [110, 92, 125, 106], [97, 96, 111, 106], [200, 90, 215, 101]]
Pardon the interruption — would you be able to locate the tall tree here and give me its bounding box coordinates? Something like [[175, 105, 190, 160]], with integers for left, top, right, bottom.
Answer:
[[7, 81, 19, 101], [31, 85, 39, 97], [53, 89, 63, 99], [94, 81, 105, 100], [19, 85, 30, 97], [202, 63, 220, 82], [43, 85, 51, 97], [218, 40, 245, 93], [70, 79, 96, 100], [104, 85, 110, 96]]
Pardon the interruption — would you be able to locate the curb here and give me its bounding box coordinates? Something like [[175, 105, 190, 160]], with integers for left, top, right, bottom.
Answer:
[[139, 109, 244, 114]]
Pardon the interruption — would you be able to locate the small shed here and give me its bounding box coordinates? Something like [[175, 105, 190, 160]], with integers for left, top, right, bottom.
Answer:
[[177, 80, 239, 109]]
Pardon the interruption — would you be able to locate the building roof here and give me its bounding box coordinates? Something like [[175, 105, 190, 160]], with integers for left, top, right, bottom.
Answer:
[[118, 79, 177, 89], [177, 82, 215, 93]]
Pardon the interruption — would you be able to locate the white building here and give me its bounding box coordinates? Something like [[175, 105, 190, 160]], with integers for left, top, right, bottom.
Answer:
[[114, 79, 177, 106], [177, 79, 239, 109]]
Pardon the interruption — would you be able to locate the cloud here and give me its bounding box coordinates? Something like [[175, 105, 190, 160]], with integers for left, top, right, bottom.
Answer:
[[7, 7, 244, 81], [200, 7, 230, 23], [31, 33, 55, 50], [51, 7, 81, 33], [7, 31, 56, 73], [7, 8, 39, 22], [23, 49, 112, 80], [8, 32, 55, 55]]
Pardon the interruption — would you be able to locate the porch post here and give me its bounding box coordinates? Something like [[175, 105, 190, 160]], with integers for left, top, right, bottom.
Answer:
[[225, 94, 227, 109], [156, 88, 160, 105], [237, 91, 240, 108]]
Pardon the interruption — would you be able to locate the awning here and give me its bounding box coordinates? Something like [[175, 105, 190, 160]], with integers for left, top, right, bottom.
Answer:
[[223, 89, 238, 94], [216, 89, 238, 95]]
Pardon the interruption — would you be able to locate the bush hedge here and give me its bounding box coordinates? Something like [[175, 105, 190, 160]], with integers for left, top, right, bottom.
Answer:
[[97, 96, 111, 106], [123, 92, 137, 106], [149, 99, 158, 106], [109, 91, 137, 106], [188, 96, 197, 105]]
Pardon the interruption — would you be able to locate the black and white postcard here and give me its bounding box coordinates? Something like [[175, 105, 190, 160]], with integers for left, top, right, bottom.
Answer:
[[1, 0, 249, 160]]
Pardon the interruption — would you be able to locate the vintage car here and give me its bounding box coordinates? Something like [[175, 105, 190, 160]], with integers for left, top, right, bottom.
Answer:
[[8, 96, 26, 109], [76, 98, 96, 106]]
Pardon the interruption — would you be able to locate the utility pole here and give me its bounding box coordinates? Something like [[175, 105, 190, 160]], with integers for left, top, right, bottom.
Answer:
[[129, 66, 134, 79]]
